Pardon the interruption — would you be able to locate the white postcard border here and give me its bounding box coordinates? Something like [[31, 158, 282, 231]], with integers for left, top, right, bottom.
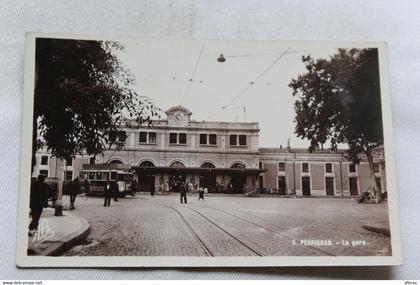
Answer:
[[16, 32, 402, 267]]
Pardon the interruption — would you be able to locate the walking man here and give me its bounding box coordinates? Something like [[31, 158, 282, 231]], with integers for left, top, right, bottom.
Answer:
[[113, 179, 119, 202], [29, 175, 50, 235], [180, 182, 187, 204], [198, 187, 205, 201], [130, 179, 138, 196], [69, 176, 81, 210], [80, 175, 90, 200], [104, 179, 112, 207]]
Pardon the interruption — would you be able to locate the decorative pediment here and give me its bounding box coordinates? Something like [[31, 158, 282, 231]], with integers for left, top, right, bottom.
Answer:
[[165, 105, 192, 126]]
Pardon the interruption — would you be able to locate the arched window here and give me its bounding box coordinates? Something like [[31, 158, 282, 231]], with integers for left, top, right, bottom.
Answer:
[[170, 161, 185, 168], [231, 163, 245, 169], [108, 159, 124, 165], [139, 160, 155, 167], [201, 162, 215, 168]]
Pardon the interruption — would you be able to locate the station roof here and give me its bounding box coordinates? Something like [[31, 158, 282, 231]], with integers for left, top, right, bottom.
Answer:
[[130, 166, 266, 175]]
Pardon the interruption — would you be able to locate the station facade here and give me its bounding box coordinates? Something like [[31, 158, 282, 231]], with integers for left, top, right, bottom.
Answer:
[[33, 105, 387, 196]]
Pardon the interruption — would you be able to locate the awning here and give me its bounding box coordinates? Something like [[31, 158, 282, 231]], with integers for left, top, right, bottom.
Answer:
[[130, 166, 266, 175]]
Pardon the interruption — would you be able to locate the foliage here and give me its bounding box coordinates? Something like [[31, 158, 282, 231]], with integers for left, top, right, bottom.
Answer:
[[289, 48, 383, 161], [33, 38, 161, 164], [289, 48, 383, 201]]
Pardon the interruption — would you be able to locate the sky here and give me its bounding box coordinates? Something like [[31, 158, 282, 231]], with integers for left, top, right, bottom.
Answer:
[[114, 38, 357, 148]]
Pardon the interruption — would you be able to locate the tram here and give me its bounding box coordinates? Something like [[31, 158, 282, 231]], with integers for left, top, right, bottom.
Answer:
[[81, 164, 133, 197]]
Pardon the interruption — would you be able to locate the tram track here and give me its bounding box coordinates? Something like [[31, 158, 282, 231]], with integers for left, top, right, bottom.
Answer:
[[153, 201, 264, 257], [150, 199, 370, 257], [196, 204, 338, 256], [186, 207, 265, 256], [157, 203, 214, 256]]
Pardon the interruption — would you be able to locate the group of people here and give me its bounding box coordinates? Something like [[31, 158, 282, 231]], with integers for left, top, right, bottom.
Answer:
[[149, 181, 205, 203], [103, 179, 120, 207], [103, 178, 141, 206], [28, 174, 91, 235], [28, 174, 211, 235]]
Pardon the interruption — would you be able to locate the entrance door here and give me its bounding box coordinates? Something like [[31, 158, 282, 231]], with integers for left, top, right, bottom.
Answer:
[[302, 177, 311, 196], [349, 177, 358, 196], [168, 174, 185, 192], [278, 176, 286, 195], [325, 177, 334, 196], [231, 175, 246, 193], [199, 174, 217, 192], [138, 175, 155, 192]]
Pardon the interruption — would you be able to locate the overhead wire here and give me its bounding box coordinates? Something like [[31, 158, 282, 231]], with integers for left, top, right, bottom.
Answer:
[[225, 50, 308, 58], [179, 43, 205, 105], [206, 47, 291, 120]]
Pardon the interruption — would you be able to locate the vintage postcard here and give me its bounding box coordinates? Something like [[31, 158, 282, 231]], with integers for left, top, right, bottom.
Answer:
[[16, 33, 401, 267]]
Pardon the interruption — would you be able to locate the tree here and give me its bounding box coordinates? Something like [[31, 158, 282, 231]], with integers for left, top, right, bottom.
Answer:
[[289, 48, 383, 202], [33, 38, 160, 170]]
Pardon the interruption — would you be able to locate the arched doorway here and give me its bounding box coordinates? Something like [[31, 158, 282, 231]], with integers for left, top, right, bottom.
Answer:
[[230, 163, 246, 193], [170, 161, 185, 168], [139, 160, 155, 167], [231, 163, 245, 169], [108, 159, 124, 165], [168, 161, 186, 192], [138, 160, 155, 192], [199, 162, 217, 192], [201, 162, 215, 168]]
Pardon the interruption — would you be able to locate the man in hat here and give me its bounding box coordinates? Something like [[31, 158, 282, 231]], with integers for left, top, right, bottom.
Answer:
[[29, 174, 51, 235]]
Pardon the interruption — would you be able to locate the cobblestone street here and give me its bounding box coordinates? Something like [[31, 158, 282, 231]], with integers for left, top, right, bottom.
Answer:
[[63, 194, 391, 257]]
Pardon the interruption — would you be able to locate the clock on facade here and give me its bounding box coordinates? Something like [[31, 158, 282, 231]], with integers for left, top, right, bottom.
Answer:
[[166, 105, 192, 126]]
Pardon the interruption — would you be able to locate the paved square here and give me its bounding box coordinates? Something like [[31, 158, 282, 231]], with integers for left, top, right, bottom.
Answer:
[[63, 194, 391, 256]]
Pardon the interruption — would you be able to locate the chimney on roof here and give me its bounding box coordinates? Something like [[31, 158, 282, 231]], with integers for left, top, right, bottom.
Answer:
[[287, 138, 291, 152], [280, 144, 283, 150]]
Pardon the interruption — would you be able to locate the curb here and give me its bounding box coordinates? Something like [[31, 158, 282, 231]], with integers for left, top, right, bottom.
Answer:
[[29, 215, 90, 256], [362, 224, 390, 237]]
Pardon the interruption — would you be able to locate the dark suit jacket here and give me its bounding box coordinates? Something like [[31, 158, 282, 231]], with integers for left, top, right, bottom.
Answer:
[[30, 181, 50, 211], [111, 181, 119, 196]]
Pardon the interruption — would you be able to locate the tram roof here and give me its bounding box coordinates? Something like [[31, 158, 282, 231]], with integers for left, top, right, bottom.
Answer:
[[82, 164, 130, 171]]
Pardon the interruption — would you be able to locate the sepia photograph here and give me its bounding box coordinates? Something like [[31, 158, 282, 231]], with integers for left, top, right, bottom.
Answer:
[[16, 33, 401, 267]]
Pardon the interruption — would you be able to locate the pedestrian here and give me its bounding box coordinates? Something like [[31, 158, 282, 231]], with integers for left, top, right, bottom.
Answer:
[[180, 182, 187, 204], [150, 184, 155, 197], [104, 179, 112, 207], [227, 182, 233, 193], [69, 176, 81, 210], [80, 175, 90, 201], [188, 182, 193, 193], [198, 187, 205, 201], [131, 179, 138, 196], [113, 179, 119, 202], [29, 174, 51, 236]]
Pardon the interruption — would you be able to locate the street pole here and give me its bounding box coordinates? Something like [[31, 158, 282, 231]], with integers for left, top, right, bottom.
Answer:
[[54, 159, 65, 216]]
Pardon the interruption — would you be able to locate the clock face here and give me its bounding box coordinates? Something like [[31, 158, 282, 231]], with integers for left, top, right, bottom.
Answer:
[[175, 112, 184, 122], [170, 111, 189, 126]]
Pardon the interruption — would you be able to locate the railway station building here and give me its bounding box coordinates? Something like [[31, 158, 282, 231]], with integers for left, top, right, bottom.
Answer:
[[33, 105, 387, 197]]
